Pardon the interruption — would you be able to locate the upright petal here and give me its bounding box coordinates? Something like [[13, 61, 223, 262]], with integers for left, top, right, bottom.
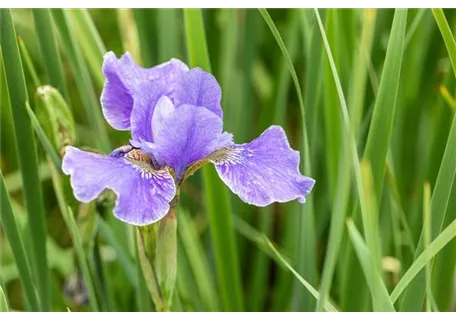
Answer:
[[62, 146, 176, 225], [173, 68, 223, 118], [214, 126, 315, 206], [101, 51, 188, 131], [143, 97, 232, 179]]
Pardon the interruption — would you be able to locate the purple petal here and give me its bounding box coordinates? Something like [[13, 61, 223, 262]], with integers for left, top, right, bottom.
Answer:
[[101, 51, 188, 131], [173, 68, 223, 118], [214, 126, 315, 206], [143, 96, 232, 178], [62, 146, 176, 225]]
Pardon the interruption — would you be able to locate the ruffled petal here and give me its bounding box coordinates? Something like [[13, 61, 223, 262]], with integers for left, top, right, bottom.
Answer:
[[101, 51, 188, 131], [173, 68, 223, 118], [140, 96, 232, 179], [214, 126, 315, 206], [62, 146, 176, 225]]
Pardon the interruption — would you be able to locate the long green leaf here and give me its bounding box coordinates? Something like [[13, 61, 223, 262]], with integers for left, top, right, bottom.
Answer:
[[391, 217, 456, 303], [346, 220, 396, 312], [0, 173, 40, 311], [183, 8, 244, 311], [51, 9, 111, 152], [0, 287, 9, 312], [68, 9, 106, 88], [0, 9, 50, 311], [33, 9, 70, 101], [400, 8, 456, 311]]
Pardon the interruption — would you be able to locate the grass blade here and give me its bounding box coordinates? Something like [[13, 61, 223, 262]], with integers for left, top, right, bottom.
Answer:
[[0, 287, 9, 312], [258, 8, 317, 311], [68, 9, 106, 88], [391, 217, 456, 303], [346, 219, 396, 312], [183, 8, 244, 311], [432, 9, 456, 76], [33, 9, 70, 101], [18, 37, 40, 88], [266, 237, 338, 312], [25, 102, 61, 170], [0, 173, 40, 311], [0, 9, 50, 311], [51, 9, 111, 152]]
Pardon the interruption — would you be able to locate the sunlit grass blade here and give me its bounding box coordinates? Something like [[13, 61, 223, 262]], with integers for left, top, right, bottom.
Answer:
[[432, 9, 456, 76], [346, 219, 395, 312], [404, 9, 427, 49], [363, 9, 407, 198], [25, 102, 61, 170], [258, 8, 317, 311], [0, 173, 40, 311], [18, 37, 40, 88], [266, 237, 338, 312], [33, 9, 70, 101], [391, 217, 456, 303], [177, 208, 219, 311], [423, 183, 432, 311], [0, 9, 50, 311], [68, 9, 106, 88], [51, 9, 111, 152], [116, 9, 141, 63], [0, 287, 8, 312], [183, 8, 244, 311]]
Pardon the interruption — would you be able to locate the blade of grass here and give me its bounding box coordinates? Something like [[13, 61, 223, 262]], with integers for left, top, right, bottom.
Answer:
[[51, 9, 111, 152], [116, 9, 141, 63], [400, 9, 456, 311], [0, 173, 40, 311], [0, 9, 50, 311], [68, 9, 106, 88], [423, 183, 432, 311], [25, 102, 61, 170], [346, 219, 395, 312], [391, 216, 456, 303], [258, 8, 317, 311], [33, 9, 70, 101], [0, 287, 9, 312], [183, 8, 244, 311], [18, 37, 40, 88], [266, 237, 338, 312]]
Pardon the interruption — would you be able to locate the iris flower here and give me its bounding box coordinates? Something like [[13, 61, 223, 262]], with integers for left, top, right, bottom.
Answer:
[[62, 52, 315, 226]]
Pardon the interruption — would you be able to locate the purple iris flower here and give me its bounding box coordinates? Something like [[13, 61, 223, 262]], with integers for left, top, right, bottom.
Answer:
[[62, 52, 315, 226]]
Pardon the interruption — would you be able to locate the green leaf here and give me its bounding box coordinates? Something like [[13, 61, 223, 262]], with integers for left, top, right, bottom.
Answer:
[[391, 217, 456, 303], [0, 9, 50, 311], [265, 237, 338, 312], [51, 9, 111, 152], [33, 9, 70, 101], [346, 219, 396, 312], [0, 286, 9, 312], [183, 8, 244, 311], [0, 173, 40, 311]]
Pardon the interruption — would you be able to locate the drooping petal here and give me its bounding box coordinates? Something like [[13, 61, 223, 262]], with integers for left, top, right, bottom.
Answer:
[[214, 125, 315, 206], [173, 68, 223, 118], [141, 96, 232, 179], [100, 51, 188, 131], [62, 146, 176, 225]]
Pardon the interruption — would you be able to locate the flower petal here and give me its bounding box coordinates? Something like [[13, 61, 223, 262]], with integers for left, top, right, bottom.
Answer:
[[214, 126, 315, 206], [141, 96, 232, 179], [101, 51, 188, 131], [173, 68, 223, 118], [62, 146, 176, 225]]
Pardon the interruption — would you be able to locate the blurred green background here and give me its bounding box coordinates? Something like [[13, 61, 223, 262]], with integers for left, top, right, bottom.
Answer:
[[1, 8, 456, 312]]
